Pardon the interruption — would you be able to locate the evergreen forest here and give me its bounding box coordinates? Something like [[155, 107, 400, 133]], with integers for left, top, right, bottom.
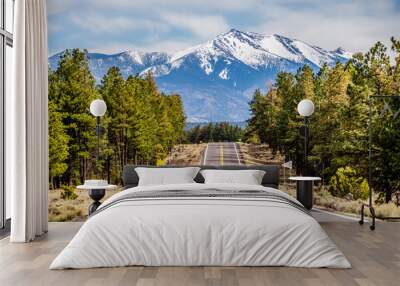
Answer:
[[49, 37, 400, 204], [186, 122, 243, 143], [49, 49, 185, 187], [245, 38, 400, 202]]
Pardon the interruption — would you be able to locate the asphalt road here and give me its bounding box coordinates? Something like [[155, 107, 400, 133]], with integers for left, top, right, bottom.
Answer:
[[200, 143, 357, 222], [202, 142, 241, 166]]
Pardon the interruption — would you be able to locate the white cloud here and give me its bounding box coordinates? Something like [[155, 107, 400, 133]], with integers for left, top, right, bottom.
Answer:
[[160, 12, 229, 39], [87, 39, 197, 54], [71, 14, 139, 34], [47, 0, 81, 15], [85, 0, 263, 12], [71, 13, 167, 34], [48, 0, 400, 55], [247, 0, 400, 52]]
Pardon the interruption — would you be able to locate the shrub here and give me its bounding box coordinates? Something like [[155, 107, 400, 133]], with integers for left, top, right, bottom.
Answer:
[[329, 166, 369, 200], [246, 133, 261, 144], [359, 179, 370, 200], [60, 185, 78, 200], [156, 158, 166, 166]]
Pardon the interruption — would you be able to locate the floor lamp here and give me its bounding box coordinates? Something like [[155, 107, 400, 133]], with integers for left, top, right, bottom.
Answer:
[[82, 99, 108, 215], [90, 99, 107, 165], [297, 99, 315, 175]]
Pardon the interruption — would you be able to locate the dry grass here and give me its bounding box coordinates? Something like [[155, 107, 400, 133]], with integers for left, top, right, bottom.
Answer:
[[48, 141, 400, 221], [165, 143, 207, 165], [238, 143, 285, 165], [48, 143, 207, 222], [281, 183, 400, 218], [48, 188, 121, 222], [314, 187, 362, 215], [49, 182, 400, 222], [373, 202, 400, 218]]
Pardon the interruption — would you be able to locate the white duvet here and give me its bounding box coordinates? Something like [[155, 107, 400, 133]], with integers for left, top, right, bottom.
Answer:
[[50, 183, 351, 269]]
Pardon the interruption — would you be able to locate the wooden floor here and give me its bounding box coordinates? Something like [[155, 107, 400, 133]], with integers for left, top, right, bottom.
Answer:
[[0, 213, 399, 286]]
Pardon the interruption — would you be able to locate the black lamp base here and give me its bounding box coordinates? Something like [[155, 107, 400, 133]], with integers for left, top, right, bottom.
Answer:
[[88, 189, 105, 215], [296, 181, 313, 210]]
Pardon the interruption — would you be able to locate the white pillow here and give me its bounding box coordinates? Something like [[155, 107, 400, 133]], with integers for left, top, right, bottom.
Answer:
[[135, 167, 200, 186], [200, 169, 266, 185]]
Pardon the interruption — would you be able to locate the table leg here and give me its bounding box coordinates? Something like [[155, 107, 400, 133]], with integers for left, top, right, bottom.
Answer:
[[296, 181, 313, 210]]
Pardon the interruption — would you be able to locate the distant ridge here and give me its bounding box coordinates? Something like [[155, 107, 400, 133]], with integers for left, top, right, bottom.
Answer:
[[49, 29, 352, 122], [185, 121, 247, 131]]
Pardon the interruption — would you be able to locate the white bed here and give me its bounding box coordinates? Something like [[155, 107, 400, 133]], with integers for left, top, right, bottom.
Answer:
[[50, 183, 351, 269]]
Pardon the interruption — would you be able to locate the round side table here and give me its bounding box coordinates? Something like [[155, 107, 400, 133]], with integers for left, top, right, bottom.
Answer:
[[77, 184, 117, 215], [289, 176, 321, 210]]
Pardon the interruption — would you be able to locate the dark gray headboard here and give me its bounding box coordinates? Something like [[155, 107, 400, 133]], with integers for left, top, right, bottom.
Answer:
[[122, 165, 280, 190]]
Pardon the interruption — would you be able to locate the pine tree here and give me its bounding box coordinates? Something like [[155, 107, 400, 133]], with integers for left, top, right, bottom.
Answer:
[[49, 49, 98, 184], [126, 75, 158, 164], [311, 62, 351, 178], [245, 89, 270, 143], [100, 66, 130, 181], [48, 99, 69, 189]]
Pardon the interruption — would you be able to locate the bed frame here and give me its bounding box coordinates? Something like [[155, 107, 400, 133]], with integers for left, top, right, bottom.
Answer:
[[122, 165, 280, 190]]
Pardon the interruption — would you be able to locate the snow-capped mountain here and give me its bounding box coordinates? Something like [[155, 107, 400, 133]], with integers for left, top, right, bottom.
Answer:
[[49, 29, 352, 122]]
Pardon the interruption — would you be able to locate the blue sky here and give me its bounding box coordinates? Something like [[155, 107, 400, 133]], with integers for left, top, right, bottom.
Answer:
[[47, 0, 400, 56]]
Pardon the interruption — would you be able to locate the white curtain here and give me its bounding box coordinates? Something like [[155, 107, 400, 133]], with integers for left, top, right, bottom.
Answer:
[[8, 0, 49, 242]]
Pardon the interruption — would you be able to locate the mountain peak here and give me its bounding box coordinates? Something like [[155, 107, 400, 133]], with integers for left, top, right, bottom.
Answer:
[[225, 28, 252, 35], [227, 28, 241, 34], [331, 47, 352, 58], [333, 47, 346, 53], [49, 29, 352, 122], [222, 28, 263, 39]]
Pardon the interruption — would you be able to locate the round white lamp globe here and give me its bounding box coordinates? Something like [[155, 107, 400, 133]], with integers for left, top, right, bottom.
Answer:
[[90, 99, 107, 117], [297, 99, 315, 117]]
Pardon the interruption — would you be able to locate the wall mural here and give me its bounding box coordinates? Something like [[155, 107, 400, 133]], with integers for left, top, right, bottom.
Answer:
[[47, 0, 400, 221]]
